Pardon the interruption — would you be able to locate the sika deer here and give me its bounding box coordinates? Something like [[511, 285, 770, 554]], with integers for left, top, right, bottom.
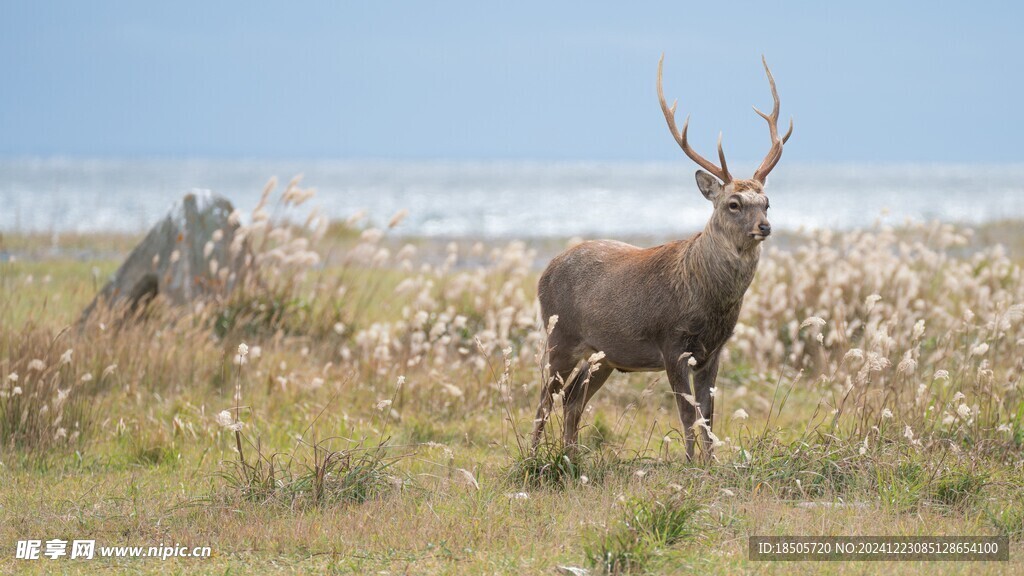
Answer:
[[532, 55, 793, 461]]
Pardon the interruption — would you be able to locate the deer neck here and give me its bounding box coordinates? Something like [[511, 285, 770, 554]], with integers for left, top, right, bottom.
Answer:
[[682, 224, 761, 309]]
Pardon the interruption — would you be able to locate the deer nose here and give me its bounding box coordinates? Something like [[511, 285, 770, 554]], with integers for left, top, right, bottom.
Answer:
[[758, 223, 772, 236]]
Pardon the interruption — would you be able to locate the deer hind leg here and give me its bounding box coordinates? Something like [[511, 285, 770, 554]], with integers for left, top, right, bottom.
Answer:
[[531, 349, 580, 448], [562, 361, 613, 447]]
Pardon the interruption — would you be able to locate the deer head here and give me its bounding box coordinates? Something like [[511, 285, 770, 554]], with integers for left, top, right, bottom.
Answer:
[[657, 55, 793, 252]]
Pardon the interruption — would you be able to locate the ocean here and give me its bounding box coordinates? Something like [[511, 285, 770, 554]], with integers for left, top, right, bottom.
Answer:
[[2, 158, 1023, 238]]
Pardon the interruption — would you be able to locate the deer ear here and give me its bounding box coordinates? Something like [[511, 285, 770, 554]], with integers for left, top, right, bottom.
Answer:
[[695, 170, 723, 201]]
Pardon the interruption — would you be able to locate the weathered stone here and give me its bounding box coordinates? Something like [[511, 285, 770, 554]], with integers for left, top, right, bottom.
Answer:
[[81, 190, 248, 320]]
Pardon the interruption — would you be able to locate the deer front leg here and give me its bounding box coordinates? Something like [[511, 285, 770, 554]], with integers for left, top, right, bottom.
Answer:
[[692, 352, 721, 461], [665, 355, 697, 461]]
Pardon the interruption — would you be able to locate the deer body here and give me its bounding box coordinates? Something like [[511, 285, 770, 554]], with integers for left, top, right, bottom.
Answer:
[[541, 232, 759, 370], [532, 56, 792, 460]]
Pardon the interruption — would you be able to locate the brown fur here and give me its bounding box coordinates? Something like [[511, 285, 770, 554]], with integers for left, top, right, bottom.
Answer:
[[730, 180, 763, 193], [531, 171, 771, 460]]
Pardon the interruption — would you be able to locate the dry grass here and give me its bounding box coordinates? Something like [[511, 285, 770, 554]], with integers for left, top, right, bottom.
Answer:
[[1, 179, 1022, 574]]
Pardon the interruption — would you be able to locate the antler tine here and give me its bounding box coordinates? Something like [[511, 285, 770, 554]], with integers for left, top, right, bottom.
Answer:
[[658, 54, 732, 183], [752, 55, 792, 183], [656, 56, 683, 147], [716, 132, 729, 182]]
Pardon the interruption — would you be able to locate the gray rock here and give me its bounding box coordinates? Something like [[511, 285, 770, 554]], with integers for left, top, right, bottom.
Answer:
[[81, 190, 249, 320]]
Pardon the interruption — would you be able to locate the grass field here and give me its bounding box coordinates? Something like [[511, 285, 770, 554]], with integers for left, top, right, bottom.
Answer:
[[1, 182, 1023, 574]]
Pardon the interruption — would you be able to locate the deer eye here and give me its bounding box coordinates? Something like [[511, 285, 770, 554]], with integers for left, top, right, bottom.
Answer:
[[728, 200, 740, 211]]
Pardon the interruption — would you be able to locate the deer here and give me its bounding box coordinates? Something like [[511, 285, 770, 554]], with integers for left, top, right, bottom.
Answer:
[[531, 55, 792, 461]]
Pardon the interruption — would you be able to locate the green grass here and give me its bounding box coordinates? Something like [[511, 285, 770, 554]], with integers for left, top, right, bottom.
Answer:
[[583, 497, 701, 574]]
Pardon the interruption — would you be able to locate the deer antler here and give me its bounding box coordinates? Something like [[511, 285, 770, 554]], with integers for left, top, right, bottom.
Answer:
[[751, 55, 793, 184], [657, 54, 732, 184]]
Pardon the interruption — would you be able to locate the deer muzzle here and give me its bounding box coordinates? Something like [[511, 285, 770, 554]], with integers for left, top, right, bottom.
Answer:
[[751, 223, 772, 241]]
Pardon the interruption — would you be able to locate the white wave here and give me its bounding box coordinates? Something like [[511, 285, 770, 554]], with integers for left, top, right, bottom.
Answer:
[[1, 158, 1022, 237]]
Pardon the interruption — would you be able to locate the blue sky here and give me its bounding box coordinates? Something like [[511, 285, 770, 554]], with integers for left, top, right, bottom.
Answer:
[[1, 1, 1021, 162]]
